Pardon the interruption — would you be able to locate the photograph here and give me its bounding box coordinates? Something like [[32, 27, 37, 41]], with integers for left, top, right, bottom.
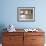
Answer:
[[17, 7, 35, 22]]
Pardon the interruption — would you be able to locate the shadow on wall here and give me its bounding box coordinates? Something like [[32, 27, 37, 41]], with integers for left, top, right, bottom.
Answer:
[[0, 24, 7, 43]]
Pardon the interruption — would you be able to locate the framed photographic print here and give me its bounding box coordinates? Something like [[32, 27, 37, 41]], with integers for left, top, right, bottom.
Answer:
[[17, 7, 35, 22]]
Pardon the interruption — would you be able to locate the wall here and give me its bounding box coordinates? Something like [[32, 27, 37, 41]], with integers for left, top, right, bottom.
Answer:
[[0, 0, 46, 29]]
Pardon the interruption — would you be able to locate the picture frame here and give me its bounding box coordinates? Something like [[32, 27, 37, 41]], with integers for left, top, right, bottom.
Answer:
[[17, 7, 35, 22]]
